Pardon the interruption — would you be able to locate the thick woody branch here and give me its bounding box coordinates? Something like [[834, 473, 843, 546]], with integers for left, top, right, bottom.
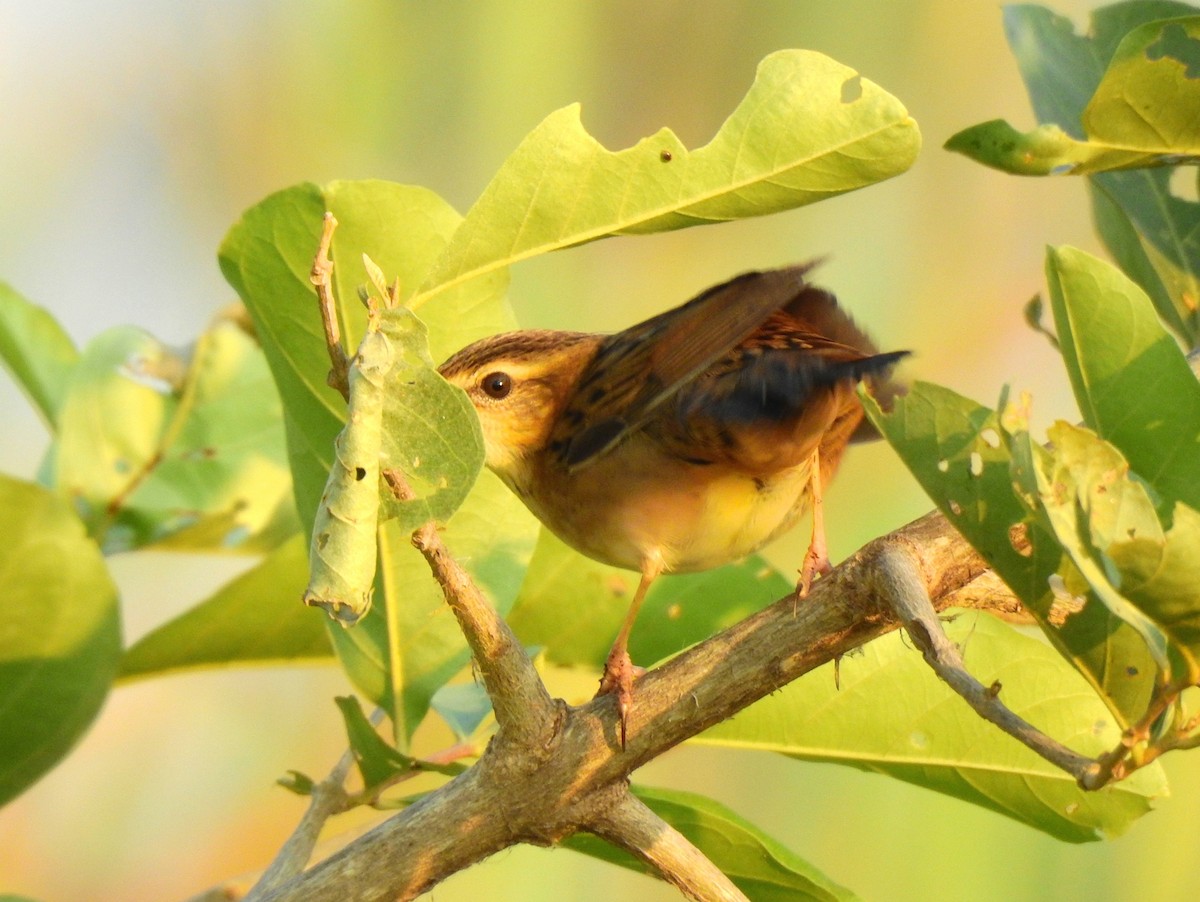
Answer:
[[585, 790, 749, 902], [259, 508, 1022, 901]]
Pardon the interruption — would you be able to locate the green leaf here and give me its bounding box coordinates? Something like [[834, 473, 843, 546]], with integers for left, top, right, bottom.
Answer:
[[946, 15, 1200, 175], [1087, 180, 1190, 341], [220, 181, 536, 743], [0, 475, 121, 808], [698, 612, 1165, 842], [333, 696, 463, 796], [864, 382, 1156, 724], [430, 682, 493, 742], [48, 317, 295, 554], [1085, 16, 1200, 151], [218, 181, 512, 531], [508, 528, 790, 670], [118, 534, 330, 681], [413, 49, 919, 307], [277, 769, 316, 796], [563, 785, 859, 902], [1033, 422, 1200, 684], [1045, 246, 1200, 513], [335, 695, 417, 790], [0, 282, 78, 430], [1000, 1, 1200, 342], [373, 307, 484, 532], [303, 324, 392, 624]]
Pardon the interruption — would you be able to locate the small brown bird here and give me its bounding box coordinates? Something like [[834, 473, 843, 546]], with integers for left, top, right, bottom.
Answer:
[[439, 263, 906, 744]]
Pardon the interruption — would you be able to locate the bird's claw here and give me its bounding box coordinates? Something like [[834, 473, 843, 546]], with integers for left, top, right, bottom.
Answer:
[[597, 647, 644, 748]]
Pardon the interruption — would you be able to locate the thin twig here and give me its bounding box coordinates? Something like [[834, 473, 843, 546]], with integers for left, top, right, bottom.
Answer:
[[866, 542, 1101, 787], [245, 708, 386, 900], [310, 212, 350, 400]]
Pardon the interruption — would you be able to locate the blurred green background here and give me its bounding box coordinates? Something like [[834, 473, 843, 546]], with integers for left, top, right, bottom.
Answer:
[[3, 1, 1197, 900]]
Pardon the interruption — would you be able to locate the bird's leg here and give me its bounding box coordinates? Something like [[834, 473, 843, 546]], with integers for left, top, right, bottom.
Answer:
[[798, 451, 832, 598], [596, 554, 663, 748]]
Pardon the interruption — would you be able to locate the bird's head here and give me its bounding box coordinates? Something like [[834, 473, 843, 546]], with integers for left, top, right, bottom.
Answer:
[[438, 330, 602, 480]]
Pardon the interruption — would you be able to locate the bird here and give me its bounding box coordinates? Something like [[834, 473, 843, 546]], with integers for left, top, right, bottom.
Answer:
[[438, 263, 907, 746]]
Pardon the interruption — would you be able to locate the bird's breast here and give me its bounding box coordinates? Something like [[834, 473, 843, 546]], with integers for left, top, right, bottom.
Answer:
[[507, 434, 812, 574]]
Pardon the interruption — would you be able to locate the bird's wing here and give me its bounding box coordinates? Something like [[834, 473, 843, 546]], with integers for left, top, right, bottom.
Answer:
[[553, 264, 820, 470], [651, 294, 909, 471]]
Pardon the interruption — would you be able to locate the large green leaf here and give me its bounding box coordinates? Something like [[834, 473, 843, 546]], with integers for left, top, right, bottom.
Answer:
[[698, 613, 1165, 842], [412, 49, 920, 308], [998, 1, 1200, 342], [564, 786, 860, 902], [218, 180, 511, 529], [47, 317, 295, 554], [220, 181, 537, 744], [0, 476, 120, 808], [863, 381, 1156, 724], [0, 282, 78, 430], [118, 534, 330, 681], [508, 528, 790, 670], [1045, 246, 1200, 513]]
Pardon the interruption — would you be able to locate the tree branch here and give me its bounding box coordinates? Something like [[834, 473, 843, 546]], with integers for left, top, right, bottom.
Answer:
[[310, 212, 350, 400], [245, 709, 386, 900], [258, 507, 1027, 901], [585, 789, 749, 902], [385, 470, 559, 745], [864, 541, 1100, 785]]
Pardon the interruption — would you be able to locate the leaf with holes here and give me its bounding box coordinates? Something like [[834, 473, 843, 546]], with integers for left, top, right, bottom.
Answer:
[[221, 181, 539, 744], [864, 381, 1156, 724], [946, 16, 1200, 175], [412, 49, 919, 309], [996, 2, 1200, 342]]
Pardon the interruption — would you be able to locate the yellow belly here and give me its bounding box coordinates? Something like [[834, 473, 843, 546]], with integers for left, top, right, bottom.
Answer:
[[512, 434, 812, 574]]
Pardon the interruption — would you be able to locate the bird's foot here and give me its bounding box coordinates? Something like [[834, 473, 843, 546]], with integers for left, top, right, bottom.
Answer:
[[596, 647, 645, 748], [796, 547, 832, 601]]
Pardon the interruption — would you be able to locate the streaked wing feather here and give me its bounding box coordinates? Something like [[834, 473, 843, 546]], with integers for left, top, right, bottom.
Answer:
[[556, 264, 819, 469]]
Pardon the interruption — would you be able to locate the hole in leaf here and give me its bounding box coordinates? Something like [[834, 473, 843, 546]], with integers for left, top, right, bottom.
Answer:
[[840, 75, 862, 103], [355, 466, 367, 481], [1145, 22, 1200, 79], [1008, 522, 1032, 557], [1168, 166, 1199, 203], [1047, 573, 1086, 624]]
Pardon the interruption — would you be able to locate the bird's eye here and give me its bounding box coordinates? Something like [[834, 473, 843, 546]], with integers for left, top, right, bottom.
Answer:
[[480, 371, 512, 399]]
